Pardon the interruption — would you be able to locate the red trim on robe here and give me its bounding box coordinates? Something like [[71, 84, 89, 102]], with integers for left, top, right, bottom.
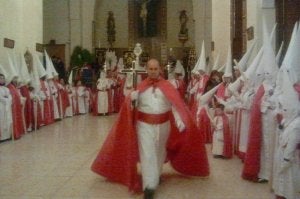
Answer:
[[197, 108, 212, 143], [40, 80, 54, 125], [242, 85, 265, 181], [215, 82, 226, 100], [7, 84, 24, 139], [221, 114, 233, 158], [91, 77, 209, 193], [20, 86, 32, 129]]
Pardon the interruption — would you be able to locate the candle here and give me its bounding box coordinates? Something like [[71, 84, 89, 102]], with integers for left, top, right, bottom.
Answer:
[[98, 41, 101, 48]]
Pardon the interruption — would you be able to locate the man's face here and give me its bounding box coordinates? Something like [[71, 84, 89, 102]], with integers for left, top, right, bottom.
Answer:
[[0, 75, 5, 85], [146, 60, 160, 79]]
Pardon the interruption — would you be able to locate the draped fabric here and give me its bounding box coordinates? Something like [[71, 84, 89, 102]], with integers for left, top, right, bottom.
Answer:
[[91, 77, 209, 193], [7, 84, 24, 139], [242, 85, 265, 181]]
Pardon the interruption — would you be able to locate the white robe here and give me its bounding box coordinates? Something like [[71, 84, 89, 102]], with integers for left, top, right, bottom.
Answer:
[[76, 86, 86, 114], [238, 89, 255, 155], [258, 83, 277, 180], [65, 85, 74, 117], [136, 87, 183, 190], [29, 91, 40, 130], [96, 78, 110, 114], [212, 116, 224, 156], [0, 86, 13, 140], [48, 80, 60, 119], [273, 117, 300, 199]]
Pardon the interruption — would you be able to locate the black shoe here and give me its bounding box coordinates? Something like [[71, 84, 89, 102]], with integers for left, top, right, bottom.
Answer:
[[144, 188, 155, 199]]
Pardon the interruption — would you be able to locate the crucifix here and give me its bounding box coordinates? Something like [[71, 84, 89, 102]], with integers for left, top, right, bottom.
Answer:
[[120, 43, 147, 89]]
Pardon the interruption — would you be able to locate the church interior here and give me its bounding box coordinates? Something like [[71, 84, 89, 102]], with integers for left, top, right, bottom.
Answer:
[[0, 0, 300, 198]]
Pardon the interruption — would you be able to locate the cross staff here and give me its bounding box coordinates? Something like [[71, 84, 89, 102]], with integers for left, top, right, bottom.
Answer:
[[120, 61, 147, 89]]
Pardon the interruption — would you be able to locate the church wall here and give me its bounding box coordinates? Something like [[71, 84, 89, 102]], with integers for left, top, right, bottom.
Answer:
[[247, 0, 276, 55], [211, 0, 231, 67], [94, 0, 128, 48], [82, 0, 96, 51], [167, 0, 194, 48], [43, 0, 70, 67], [0, 0, 43, 67], [193, 0, 212, 66]]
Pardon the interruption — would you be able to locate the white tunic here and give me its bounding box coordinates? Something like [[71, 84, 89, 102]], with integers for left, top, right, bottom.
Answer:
[[238, 89, 255, 154], [65, 85, 74, 117], [96, 78, 110, 114], [258, 83, 277, 180], [76, 86, 86, 114], [273, 117, 300, 199], [136, 86, 183, 190], [48, 80, 60, 119], [212, 116, 224, 156], [0, 86, 12, 140]]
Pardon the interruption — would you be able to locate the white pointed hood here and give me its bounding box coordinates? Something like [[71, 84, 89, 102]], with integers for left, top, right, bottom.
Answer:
[[30, 54, 42, 91], [278, 71, 300, 117], [276, 41, 284, 66], [235, 39, 257, 72], [285, 21, 300, 84], [281, 21, 299, 71], [218, 64, 225, 73], [33, 53, 47, 78], [228, 78, 242, 93], [243, 47, 263, 82], [174, 60, 185, 78], [5, 51, 19, 83], [194, 41, 206, 73], [212, 53, 220, 71], [223, 44, 233, 77], [117, 58, 124, 72], [19, 53, 31, 85], [68, 70, 73, 85], [199, 83, 222, 105], [44, 50, 58, 78], [270, 23, 277, 44], [261, 17, 278, 83]]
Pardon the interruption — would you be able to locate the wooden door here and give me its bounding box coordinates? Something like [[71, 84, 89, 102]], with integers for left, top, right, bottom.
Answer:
[[276, 0, 300, 64]]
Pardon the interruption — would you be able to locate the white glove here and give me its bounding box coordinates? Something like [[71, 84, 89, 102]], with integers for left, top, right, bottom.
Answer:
[[130, 91, 139, 101], [176, 120, 185, 132]]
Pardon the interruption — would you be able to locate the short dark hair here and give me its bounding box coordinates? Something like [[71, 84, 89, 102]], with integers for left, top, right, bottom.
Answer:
[[0, 73, 5, 78], [216, 103, 225, 110]]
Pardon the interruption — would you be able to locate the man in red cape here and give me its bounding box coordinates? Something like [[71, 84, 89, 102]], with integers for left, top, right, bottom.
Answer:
[[91, 59, 209, 198]]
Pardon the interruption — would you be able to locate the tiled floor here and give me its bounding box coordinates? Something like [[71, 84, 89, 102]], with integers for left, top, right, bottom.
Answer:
[[0, 114, 274, 199]]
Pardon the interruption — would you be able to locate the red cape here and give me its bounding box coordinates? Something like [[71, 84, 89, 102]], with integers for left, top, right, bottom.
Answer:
[[216, 82, 226, 100], [91, 77, 209, 193], [7, 84, 24, 139], [197, 108, 212, 143], [242, 85, 264, 181], [221, 114, 233, 158], [40, 80, 54, 125]]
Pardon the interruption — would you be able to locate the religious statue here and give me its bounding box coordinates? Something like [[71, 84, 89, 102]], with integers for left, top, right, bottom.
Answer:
[[24, 50, 33, 73], [178, 10, 189, 46], [138, 0, 158, 37], [107, 11, 116, 48]]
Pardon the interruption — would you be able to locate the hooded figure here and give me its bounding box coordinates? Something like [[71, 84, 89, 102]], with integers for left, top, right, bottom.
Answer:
[[196, 83, 221, 143], [242, 18, 279, 182], [0, 64, 13, 141], [94, 70, 110, 115], [6, 51, 25, 139], [273, 74, 300, 199]]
